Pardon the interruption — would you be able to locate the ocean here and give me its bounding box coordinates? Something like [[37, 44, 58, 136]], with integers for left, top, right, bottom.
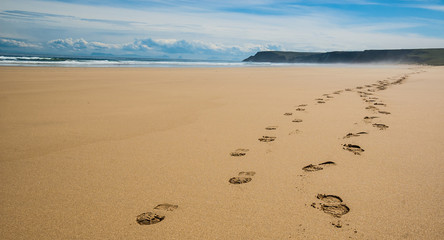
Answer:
[[0, 55, 299, 68]]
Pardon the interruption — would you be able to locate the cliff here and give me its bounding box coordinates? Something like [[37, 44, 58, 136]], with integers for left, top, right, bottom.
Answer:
[[243, 49, 444, 65]]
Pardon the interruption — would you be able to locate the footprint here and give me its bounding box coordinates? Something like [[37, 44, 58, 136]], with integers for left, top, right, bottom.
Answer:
[[302, 164, 323, 172], [136, 212, 165, 225], [154, 204, 179, 211], [342, 144, 364, 155], [229, 171, 256, 184], [315, 98, 323, 101], [343, 132, 368, 138], [292, 119, 303, 123], [317, 101, 326, 104], [312, 194, 350, 218], [345, 88, 352, 91], [374, 102, 386, 106], [333, 90, 342, 94], [295, 108, 305, 111], [288, 129, 301, 135], [298, 104, 308, 107], [136, 203, 178, 225], [372, 123, 389, 130], [258, 136, 276, 142], [302, 161, 336, 172], [365, 105, 379, 111], [364, 116, 379, 122], [317, 194, 343, 204], [319, 161, 336, 166], [284, 112, 293, 116], [326, 95, 334, 99], [230, 148, 249, 156], [321, 205, 350, 218], [265, 126, 278, 130], [378, 111, 391, 115], [238, 171, 256, 176]]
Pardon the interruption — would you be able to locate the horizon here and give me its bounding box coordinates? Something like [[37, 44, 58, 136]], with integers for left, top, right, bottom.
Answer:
[[1, 0, 444, 60]]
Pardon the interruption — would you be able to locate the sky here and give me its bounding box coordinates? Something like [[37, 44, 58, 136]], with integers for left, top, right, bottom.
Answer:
[[0, 0, 443, 60]]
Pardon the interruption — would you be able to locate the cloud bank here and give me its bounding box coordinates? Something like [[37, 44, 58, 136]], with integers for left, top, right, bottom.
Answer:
[[0, 37, 281, 60]]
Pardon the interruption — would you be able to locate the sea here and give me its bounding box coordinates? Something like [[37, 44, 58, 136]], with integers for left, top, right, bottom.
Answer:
[[0, 55, 301, 68]]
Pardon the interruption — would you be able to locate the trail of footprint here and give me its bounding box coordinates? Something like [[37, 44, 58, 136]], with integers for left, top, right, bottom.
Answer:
[[229, 171, 256, 184], [136, 203, 178, 225]]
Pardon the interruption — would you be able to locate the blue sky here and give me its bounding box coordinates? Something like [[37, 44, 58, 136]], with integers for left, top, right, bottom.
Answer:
[[1, 0, 443, 60]]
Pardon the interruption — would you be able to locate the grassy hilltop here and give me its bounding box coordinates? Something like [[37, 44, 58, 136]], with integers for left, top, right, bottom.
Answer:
[[243, 49, 444, 65]]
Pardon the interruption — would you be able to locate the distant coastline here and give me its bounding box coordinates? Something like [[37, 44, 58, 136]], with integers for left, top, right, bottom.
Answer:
[[243, 48, 444, 65]]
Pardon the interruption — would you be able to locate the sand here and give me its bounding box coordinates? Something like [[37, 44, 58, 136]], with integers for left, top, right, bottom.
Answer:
[[0, 66, 443, 239]]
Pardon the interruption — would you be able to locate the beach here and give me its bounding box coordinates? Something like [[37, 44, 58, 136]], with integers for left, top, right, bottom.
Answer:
[[1, 66, 443, 239]]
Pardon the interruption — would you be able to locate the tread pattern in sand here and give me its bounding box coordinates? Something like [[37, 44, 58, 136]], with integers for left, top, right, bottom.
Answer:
[[136, 212, 165, 225]]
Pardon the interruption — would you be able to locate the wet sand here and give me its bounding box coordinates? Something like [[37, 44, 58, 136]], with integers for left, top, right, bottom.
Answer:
[[1, 66, 443, 239]]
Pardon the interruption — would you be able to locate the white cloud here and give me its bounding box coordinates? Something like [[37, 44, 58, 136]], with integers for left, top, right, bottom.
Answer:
[[47, 38, 120, 51], [0, 38, 41, 48], [415, 5, 444, 12]]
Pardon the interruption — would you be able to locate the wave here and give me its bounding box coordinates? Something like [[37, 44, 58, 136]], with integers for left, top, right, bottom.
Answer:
[[0, 55, 310, 67]]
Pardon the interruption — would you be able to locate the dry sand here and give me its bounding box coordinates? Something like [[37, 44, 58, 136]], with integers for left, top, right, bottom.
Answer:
[[0, 66, 443, 239]]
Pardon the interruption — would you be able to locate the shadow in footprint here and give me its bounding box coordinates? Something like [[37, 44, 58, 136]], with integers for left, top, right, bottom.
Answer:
[[292, 119, 303, 123], [265, 126, 278, 130], [378, 111, 391, 115]]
